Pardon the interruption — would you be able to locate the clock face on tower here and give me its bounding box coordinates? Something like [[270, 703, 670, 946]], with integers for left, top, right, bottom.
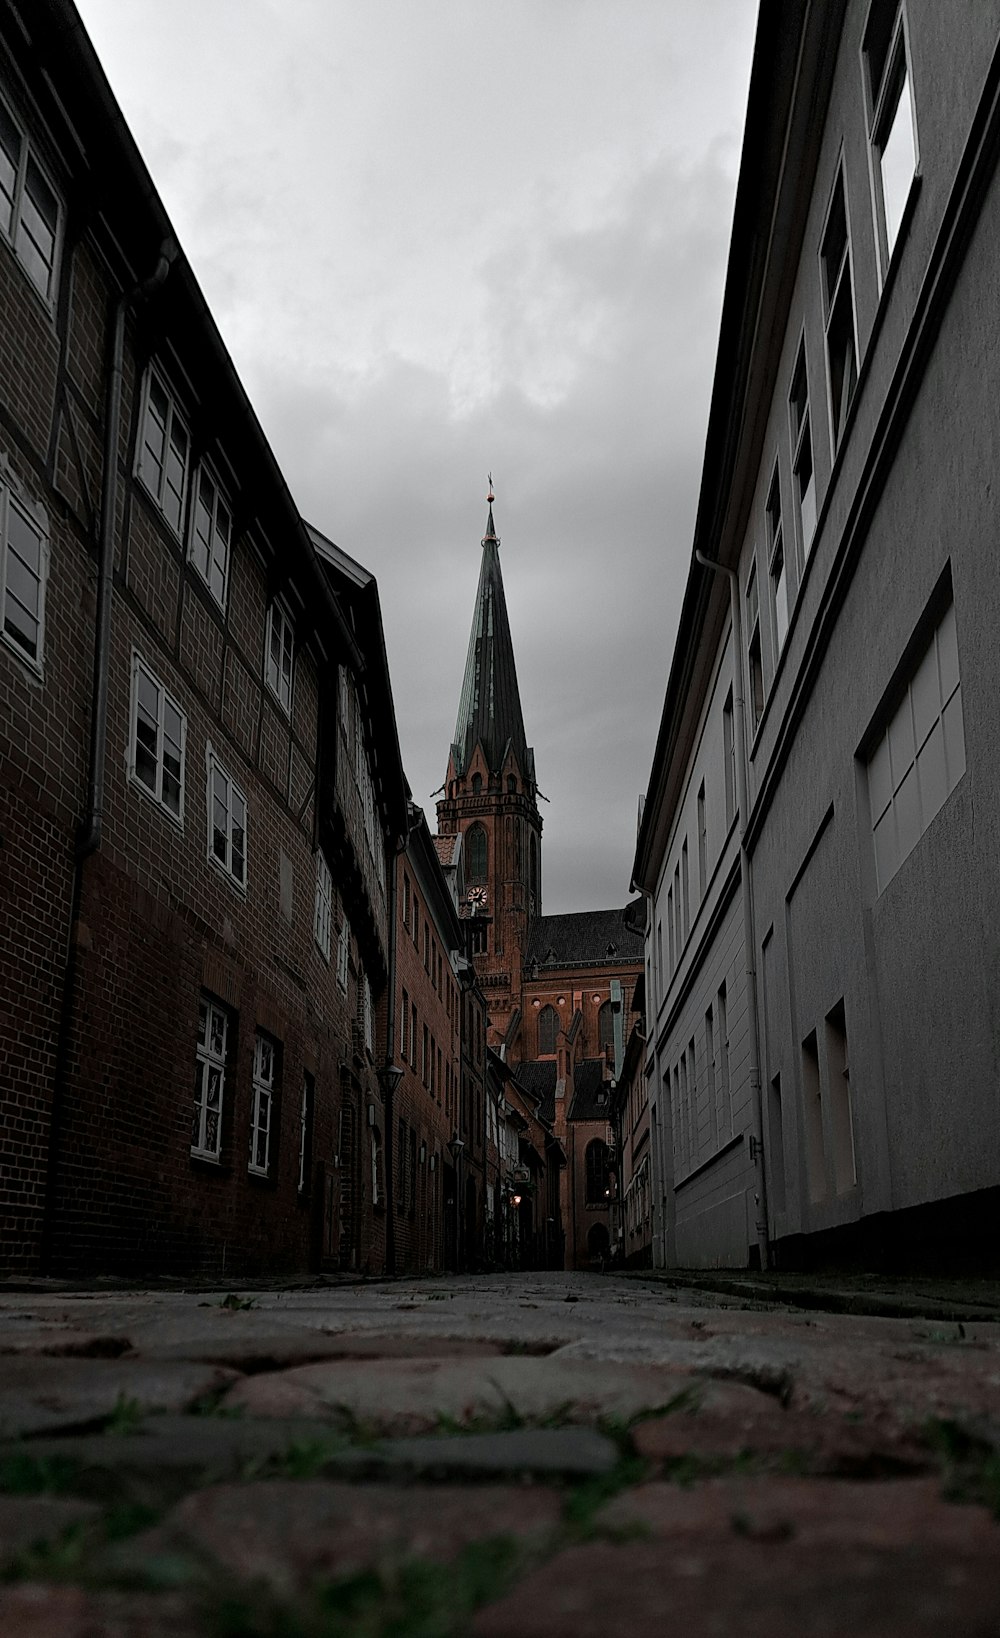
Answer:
[[467, 885, 488, 911]]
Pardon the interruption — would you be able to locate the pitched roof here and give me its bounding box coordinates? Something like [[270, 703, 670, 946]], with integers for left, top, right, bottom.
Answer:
[[524, 905, 644, 970], [433, 834, 462, 868], [568, 1058, 613, 1121], [451, 498, 532, 779], [512, 1059, 557, 1125]]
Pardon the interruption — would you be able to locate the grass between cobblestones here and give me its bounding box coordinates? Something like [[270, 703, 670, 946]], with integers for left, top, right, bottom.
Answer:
[[1, 1397, 998, 1636]]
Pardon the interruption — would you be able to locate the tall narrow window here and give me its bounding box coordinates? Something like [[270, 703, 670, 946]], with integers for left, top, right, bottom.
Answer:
[[826, 1000, 856, 1195], [192, 996, 228, 1161], [688, 1039, 698, 1157], [467, 823, 488, 882], [718, 981, 731, 1138], [681, 839, 690, 938], [673, 862, 682, 959], [207, 752, 247, 888], [697, 782, 707, 898], [746, 563, 764, 730], [189, 466, 232, 607], [789, 342, 817, 558], [314, 853, 333, 958], [265, 600, 294, 715], [129, 655, 185, 822], [362, 973, 373, 1054], [666, 886, 675, 973], [865, 1, 917, 277], [723, 689, 736, 827], [679, 1051, 689, 1165], [538, 1004, 558, 1055], [137, 367, 190, 537], [802, 1029, 826, 1204], [585, 1140, 610, 1204], [0, 94, 62, 303], [867, 601, 965, 892], [705, 1004, 717, 1146], [249, 1033, 277, 1176], [0, 485, 47, 668], [821, 167, 858, 452], [336, 913, 350, 991], [766, 466, 789, 654]]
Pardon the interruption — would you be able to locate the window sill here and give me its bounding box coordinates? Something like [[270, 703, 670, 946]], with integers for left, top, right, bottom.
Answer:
[[128, 770, 185, 831], [247, 1165, 276, 1186], [0, 627, 44, 681], [674, 1130, 744, 1193], [207, 854, 248, 897], [190, 1150, 229, 1173]]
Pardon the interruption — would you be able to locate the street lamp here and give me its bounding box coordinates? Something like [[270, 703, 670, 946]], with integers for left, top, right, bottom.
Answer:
[[377, 1062, 405, 1276]]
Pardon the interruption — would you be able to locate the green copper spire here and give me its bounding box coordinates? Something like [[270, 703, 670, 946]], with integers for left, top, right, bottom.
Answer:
[[452, 482, 530, 779]]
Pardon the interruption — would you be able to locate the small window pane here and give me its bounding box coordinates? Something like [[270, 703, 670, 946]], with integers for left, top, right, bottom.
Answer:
[[879, 63, 915, 262], [869, 734, 892, 822], [888, 695, 915, 782], [942, 689, 966, 788], [894, 764, 921, 862], [938, 603, 960, 701], [910, 642, 940, 750], [916, 718, 948, 827]]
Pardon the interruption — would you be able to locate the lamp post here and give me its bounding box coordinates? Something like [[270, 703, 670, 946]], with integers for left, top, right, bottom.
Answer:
[[377, 1062, 405, 1275], [447, 1133, 464, 1273]]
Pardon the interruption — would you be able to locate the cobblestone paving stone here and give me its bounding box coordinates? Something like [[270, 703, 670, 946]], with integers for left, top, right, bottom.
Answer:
[[0, 1271, 997, 1635]]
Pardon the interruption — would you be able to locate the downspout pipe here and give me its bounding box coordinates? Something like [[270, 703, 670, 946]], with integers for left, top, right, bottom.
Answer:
[[695, 549, 770, 1271]]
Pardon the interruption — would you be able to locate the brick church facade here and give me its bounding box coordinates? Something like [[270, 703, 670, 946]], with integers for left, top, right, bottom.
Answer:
[[436, 492, 642, 1268]]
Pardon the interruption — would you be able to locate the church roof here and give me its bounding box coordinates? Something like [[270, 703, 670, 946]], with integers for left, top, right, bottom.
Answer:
[[451, 495, 532, 779], [512, 1059, 557, 1125], [568, 1058, 613, 1121], [524, 905, 644, 971]]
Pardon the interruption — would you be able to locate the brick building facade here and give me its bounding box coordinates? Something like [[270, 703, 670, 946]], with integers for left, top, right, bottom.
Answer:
[[0, 0, 406, 1277]]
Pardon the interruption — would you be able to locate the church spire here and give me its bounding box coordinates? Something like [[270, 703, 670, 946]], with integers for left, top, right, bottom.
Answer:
[[451, 481, 531, 781]]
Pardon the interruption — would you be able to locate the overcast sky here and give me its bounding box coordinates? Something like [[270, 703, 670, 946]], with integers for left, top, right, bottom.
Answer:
[[76, 0, 757, 916]]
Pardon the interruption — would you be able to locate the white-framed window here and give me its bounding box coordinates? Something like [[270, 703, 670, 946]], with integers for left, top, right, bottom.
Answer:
[[0, 481, 47, 669], [206, 748, 247, 887], [868, 601, 965, 893], [0, 93, 61, 304], [789, 339, 817, 559], [336, 912, 350, 991], [265, 599, 294, 715], [249, 1032, 277, 1175], [864, 0, 917, 281], [314, 851, 333, 960], [129, 654, 186, 823], [746, 561, 764, 730], [189, 465, 232, 608], [766, 465, 789, 655], [820, 163, 858, 454], [192, 995, 228, 1160], [136, 366, 190, 538], [362, 972, 373, 1054]]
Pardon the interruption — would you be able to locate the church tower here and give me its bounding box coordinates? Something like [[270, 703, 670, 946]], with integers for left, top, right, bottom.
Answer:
[[437, 485, 542, 1048]]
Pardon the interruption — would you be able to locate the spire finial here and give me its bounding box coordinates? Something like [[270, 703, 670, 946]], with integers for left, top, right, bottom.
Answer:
[[487, 472, 494, 504], [483, 474, 498, 547]]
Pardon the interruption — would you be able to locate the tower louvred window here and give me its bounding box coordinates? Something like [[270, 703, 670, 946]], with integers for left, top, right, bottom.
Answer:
[[467, 823, 487, 881]]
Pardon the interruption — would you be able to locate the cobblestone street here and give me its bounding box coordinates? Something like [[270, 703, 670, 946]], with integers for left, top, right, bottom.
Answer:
[[0, 1271, 999, 1634]]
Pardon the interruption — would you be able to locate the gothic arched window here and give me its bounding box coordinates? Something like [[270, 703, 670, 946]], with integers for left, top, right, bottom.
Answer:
[[529, 835, 539, 905], [467, 823, 487, 881], [598, 1000, 614, 1052], [471, 773, 483, 795], [585, 1139, 611, 1204], [538, 1004, 558, 1055]]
